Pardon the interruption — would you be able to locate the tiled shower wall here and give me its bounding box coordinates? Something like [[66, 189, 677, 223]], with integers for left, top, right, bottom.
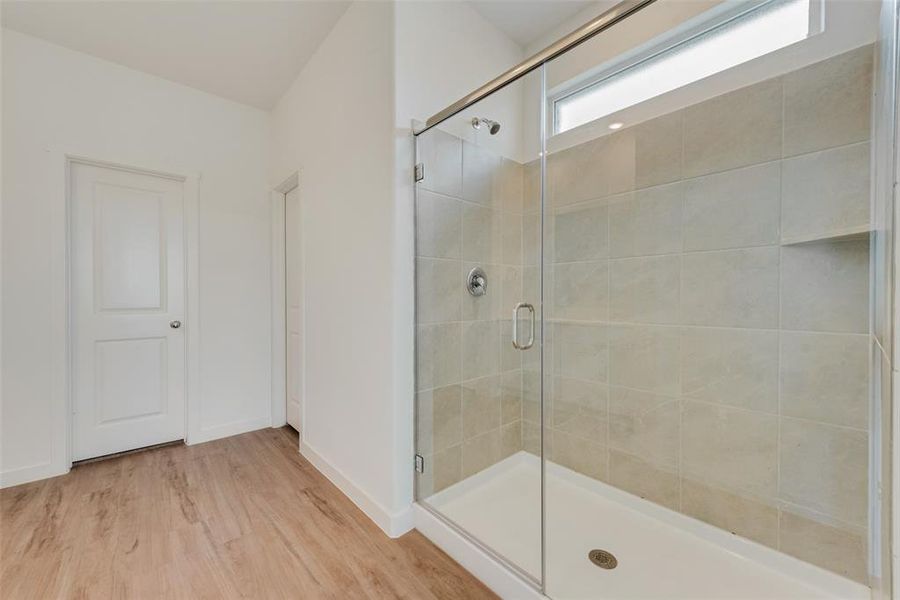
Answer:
[[524, 44, 874, 583], [416, 44, 874, 584], [415, 131, 527, 497]]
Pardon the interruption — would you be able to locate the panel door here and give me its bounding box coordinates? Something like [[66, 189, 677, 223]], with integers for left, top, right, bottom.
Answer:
[[71, 162, 186, 460]]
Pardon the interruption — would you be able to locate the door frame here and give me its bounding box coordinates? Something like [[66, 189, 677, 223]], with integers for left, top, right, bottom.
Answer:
[[270, 171, 302, 438], [51, 149, 200, 473]]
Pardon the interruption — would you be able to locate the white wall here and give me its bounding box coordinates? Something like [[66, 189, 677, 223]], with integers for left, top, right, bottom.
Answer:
[[267, 0, 524, 536], [269, 1, 404, 534], [1, 29, 272, 486], [0, 0, 552, 534], [394, 1, 525, 160]]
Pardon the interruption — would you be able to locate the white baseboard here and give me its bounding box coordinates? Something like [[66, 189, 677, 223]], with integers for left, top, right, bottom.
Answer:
[[300, 440, 413, 538], [188, 415, 271, 445], [414, 503, 545, 600], [0, 461, 69, 489]]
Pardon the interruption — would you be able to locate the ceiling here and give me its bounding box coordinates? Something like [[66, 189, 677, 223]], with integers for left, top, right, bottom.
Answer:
[[1, 0, 606, 109], [467, 0, 597, 47], [0, 0, 351, 110]]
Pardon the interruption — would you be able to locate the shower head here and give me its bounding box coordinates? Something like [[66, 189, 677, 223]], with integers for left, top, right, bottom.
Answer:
[[472, 117, 501, 135]]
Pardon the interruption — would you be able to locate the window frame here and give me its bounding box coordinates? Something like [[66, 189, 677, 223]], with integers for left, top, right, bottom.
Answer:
[[549, 0, 824, 135]]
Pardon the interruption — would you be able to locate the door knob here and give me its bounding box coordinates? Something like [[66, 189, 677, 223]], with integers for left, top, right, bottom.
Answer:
[[170, 320, 182, 329]]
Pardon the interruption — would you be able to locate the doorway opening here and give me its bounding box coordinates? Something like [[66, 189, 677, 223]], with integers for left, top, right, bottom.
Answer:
[[271, 171, 302, 437], [284, 184, 301, 432]]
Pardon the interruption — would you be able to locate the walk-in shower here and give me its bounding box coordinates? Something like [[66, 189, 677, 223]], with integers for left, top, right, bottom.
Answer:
[[414, 0, 896, 597]]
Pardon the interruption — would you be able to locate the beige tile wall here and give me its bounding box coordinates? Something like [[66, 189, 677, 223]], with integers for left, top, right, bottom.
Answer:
[[870, 13, 895, 595], [415, 130, 526, 498], [416, 44, 875, 585], [523, 45, 874, 583]]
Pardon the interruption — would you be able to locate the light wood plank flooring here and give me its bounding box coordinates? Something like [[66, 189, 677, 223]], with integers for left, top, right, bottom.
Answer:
[[0, 427, 497, 599]]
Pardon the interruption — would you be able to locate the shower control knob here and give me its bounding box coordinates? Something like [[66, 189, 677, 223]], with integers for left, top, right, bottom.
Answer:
[[467, 267, 487, 297]]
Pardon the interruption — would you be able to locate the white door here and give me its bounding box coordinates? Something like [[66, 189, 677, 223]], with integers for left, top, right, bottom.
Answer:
[[285, 186, 302, 432], [71, 162, 186, 460]]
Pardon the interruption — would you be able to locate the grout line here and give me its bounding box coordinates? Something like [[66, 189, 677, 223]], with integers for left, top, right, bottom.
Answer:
[[606, 199, 612, 481], [678, 110, 687, 513], [776, 497, 868, 533], [518, 318, 868, 337], [776, 81, 786, 549], [552, 244, 775, 264]]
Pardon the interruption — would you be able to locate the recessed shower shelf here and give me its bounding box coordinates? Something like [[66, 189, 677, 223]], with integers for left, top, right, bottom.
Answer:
[[780, 224, 872, 246]]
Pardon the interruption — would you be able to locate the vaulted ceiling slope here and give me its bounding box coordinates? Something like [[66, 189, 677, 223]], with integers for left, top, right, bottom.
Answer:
[[1, 0, 351, 110], [467, 0, 597, 47]]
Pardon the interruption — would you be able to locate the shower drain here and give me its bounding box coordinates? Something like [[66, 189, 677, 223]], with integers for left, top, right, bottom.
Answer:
[[588, 549, 618, 570]]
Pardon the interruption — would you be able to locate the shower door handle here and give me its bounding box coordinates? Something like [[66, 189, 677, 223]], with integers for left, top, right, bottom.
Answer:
[[512, 302, 535, 350]]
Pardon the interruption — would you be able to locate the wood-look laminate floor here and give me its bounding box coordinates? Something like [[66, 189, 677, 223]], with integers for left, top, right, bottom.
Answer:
[[0, 427, 497, 599]]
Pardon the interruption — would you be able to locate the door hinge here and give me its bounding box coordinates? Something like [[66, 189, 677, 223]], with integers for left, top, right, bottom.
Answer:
[[414, 163, 424, 183], [414, 454, 425, 474]]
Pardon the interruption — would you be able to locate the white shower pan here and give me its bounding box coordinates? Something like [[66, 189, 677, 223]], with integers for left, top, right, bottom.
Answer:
[[425, 452, 868, 600]]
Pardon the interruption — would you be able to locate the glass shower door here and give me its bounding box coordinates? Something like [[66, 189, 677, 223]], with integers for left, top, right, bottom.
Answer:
[[541, 0, 888, 598], [413, 70, 545, 586], [413, 1, 894, 597]]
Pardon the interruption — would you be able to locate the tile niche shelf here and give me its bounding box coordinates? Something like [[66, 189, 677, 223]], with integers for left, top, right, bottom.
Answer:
[[781, 224, 872, 246]]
